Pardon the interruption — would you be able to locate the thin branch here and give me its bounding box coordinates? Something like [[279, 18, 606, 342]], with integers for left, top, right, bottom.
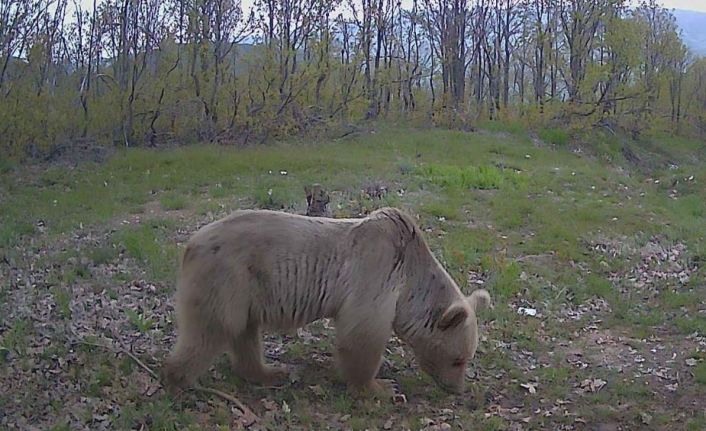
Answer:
[[193, 385, 260, 420], [75, 339, 259, 420]]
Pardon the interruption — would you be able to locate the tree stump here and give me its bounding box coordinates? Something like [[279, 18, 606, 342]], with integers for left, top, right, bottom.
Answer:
[[305, 184, 331, 217]]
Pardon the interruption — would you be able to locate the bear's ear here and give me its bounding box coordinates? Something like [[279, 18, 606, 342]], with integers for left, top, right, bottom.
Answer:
[[467, 289, 493, 311], [438, 302, 469, 331]]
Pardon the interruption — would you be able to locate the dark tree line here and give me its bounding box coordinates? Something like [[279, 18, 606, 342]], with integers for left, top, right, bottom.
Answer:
[[1, 0, 704, 159]]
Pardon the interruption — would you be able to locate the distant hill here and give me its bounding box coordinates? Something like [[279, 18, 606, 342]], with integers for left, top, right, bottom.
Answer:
[[673, 9, 706, 57]]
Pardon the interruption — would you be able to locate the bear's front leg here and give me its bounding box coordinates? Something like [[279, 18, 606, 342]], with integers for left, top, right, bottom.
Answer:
[[336, 343, 394, 398], [334, 309, 395, 398]]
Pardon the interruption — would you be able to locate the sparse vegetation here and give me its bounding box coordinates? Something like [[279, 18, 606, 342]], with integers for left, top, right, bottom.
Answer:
[[1, 126, 705, 429]]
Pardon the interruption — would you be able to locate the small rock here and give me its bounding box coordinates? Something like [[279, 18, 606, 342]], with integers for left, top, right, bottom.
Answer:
[[393, 393, 407, 404], [518, 307, 537, 317]]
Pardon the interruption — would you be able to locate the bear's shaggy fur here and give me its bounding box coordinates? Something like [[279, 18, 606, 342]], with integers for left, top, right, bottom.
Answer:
[[162, 207, 491, 395]]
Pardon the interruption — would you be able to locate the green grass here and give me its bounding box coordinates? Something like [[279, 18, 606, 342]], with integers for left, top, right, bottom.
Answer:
[[582, 274, 615, 301], [88, 245, 118, 266], [538, 127, 570, 146], [661, 290, 700, 309], [159, 192, 190, 211], [674, 315, 706, 335], [50, 286, 72, 319], [420, 201, 460, 221], [2, 124, 705, 429], [115, 398, 194, 430], [438, 226, 494, 283], [125, 309, 155, 333], [1, 319, 32, 357], [476, 119, 529, 137], [112, 219, 180, 282], [484, 258, 522, 299], [695, 362, 706, 385], [687, 416, 706, 431], [416, 163, 512, 190]]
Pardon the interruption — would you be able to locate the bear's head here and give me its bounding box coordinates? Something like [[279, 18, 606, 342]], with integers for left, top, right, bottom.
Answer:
[[408, 289, 492, 394]]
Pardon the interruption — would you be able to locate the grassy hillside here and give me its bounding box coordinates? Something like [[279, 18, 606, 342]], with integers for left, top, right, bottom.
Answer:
[[1, 125, 705, 430]]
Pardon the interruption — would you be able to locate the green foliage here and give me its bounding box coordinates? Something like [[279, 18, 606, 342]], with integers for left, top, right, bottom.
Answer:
[[441, 226, 493, 282], [88, 245, 118, 266], [86, 364, 115, 396], [583, 274, 615, 301], [672, 195, 705, 218], [476, 119, 528, 136], [686, 414, 706, 431], [674, 315, 706, 335], [420, 201, 460, 220], [2, 125, 706, 429], [0, 158, 13, 174], [113, 220, 179, 282], [116, 398, 193, 430], [2, 319, 32, 357], [125, 309, 155, 333], [1, 0, 700, 161], [50, 287, 72, 320], [159, 192, 190, 211], [661, 290, 699, 309], [252, 184, 296, 210], [49, 422, 72, 431], [538, 128, 570, 146], [416, 164, 506, 190], [482, 256, 522, 299], [694, 362, 706, 385], [397, 160, 417, 175]]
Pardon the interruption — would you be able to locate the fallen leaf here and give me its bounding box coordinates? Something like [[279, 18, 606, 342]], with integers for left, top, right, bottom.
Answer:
[[420, 417, 434, 426], [261, 399, 277, 411], [640, 412, 653, 425], [239, 409, 258, 427], [520, 382, 537, 394], [580, 378, 607, 393], [295, 379, 316, 394]]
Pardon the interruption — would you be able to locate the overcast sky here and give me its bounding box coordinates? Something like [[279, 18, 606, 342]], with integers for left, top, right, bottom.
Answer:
[[659, 0, 706, 12]]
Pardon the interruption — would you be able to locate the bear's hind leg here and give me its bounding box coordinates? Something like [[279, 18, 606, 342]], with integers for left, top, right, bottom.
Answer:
[[162, 320, 226, 393], [229, 325, 289, 385]]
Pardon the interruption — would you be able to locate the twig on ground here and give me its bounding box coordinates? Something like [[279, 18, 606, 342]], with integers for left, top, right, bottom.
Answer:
[[75, 338, 259, 420], [122, 347, 160, 381], [194, 385, 259, 420]]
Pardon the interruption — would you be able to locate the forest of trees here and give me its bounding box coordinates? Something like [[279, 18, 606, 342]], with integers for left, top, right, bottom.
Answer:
[[2, 0, 706, 160]]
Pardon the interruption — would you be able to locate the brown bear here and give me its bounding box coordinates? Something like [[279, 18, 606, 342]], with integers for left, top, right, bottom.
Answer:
[[161, 207, 491, 396]]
